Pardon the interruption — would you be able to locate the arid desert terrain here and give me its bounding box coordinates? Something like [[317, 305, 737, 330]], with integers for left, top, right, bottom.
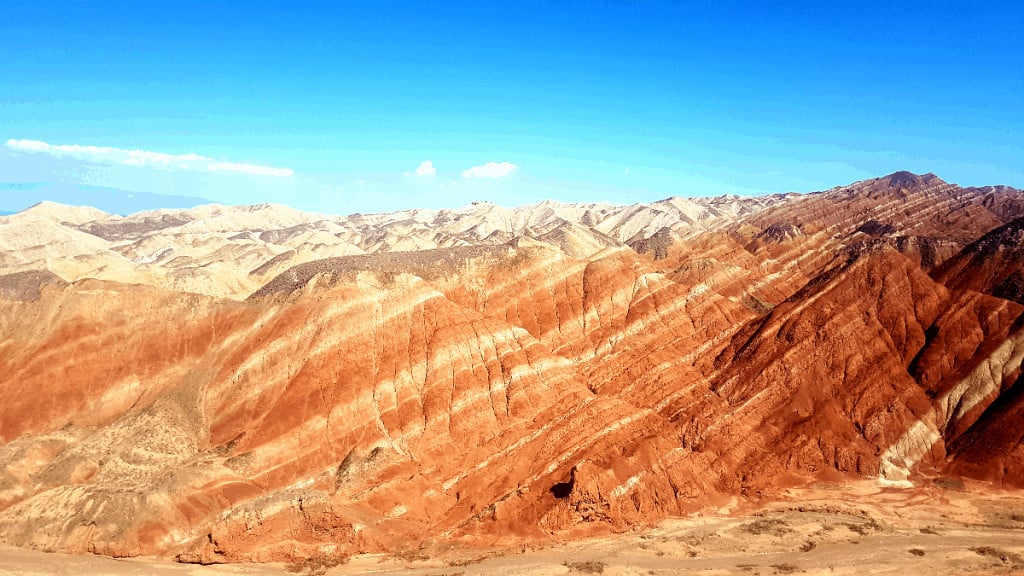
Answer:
[[1, 172, 1023, 572], [2, 482, 1023, 575]]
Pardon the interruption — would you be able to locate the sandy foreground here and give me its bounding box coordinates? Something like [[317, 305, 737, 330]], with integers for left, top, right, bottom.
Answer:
[[2, 481, 1023, 576]]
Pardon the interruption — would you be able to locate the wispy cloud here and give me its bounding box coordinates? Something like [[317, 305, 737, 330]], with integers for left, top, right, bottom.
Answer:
[[462, 161, 518, 179], [5, 139, 294, 177], [207, 161, 293, 177], [414, 160, 436, 176]]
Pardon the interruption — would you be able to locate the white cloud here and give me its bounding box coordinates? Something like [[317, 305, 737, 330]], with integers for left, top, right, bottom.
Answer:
[[414, 160, 436, 176], [5, 138, 294, 177], [208, 161, 294, 177], [461, 161, 518, 179]]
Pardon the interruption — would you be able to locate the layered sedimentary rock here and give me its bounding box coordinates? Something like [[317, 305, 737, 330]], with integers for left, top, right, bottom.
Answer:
[[934, 216, 1024, 304], [1, 172, 1024, 562]]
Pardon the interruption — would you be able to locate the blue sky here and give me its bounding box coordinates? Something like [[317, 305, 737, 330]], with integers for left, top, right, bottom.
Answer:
[[1, 1, 1022, 214]]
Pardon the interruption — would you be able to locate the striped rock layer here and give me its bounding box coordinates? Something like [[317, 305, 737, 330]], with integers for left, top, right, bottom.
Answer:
[[1, 172, 1023, 562]]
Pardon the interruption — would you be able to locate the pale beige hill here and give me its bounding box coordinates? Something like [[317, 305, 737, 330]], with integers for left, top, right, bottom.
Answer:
[[7, 176, 1006, 303], [0, 203, 371, 299], [74, 213, 194, 241], [591, 194, 790, 242], [338, 219, 471, 253], [656, 192, 796, 219], [594, 203, 685, 241], [16, 201, 118, 226], [122, 232, 363, 299], [0, 214, 149, 287], [171, 203, 325, 234], [129, 201, 315, 222], [80, 202, 329, 240], [328, 195, 786, 258], [255, 220, 349, 245], [0, 213, 112, 253], [113, 232, 274, 266], [0, 189, 893, 301], [528, 220, 620, 259], [246, 242, 366, 284]]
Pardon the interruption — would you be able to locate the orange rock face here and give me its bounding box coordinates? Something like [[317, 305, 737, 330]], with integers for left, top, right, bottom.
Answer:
[[1, 172, 1024, 563]]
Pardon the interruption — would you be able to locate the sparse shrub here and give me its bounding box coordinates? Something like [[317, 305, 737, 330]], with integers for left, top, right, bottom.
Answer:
[[564, 560, 607, 574], [284, 551, 349, 576], [841, 519, 880, 535], [390, 546, 431, 563], [740, 518, 793, 537], [445, 552, 491, 567], [970, 546, 1024, 567]]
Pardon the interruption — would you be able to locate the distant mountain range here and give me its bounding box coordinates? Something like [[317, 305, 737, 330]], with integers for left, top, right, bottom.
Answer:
[[0, 182, 208, 215]]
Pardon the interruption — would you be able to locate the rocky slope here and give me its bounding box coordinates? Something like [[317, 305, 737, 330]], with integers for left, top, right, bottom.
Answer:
[[1, 172, 1023, 563]]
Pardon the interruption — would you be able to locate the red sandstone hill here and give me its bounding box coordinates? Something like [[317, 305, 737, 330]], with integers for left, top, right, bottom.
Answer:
[[934, 216, 1024, 304], [0, 172, 1023, 563]]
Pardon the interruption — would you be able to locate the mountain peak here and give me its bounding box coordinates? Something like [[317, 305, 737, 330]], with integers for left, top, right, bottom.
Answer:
[[883, 171, 945, 188], [887, 171, 921, 188], [19, 200, 116, 225]]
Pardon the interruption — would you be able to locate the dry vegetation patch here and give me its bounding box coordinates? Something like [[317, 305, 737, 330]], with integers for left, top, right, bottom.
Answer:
[[284, 552, 349, 576], [970, 545, 1024, 568], [740, 518, 793, 537], [564, 560, 607, 574]]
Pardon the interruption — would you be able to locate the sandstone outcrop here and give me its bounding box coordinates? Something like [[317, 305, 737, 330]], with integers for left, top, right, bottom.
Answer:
[[1, 172, 1023, 562]]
